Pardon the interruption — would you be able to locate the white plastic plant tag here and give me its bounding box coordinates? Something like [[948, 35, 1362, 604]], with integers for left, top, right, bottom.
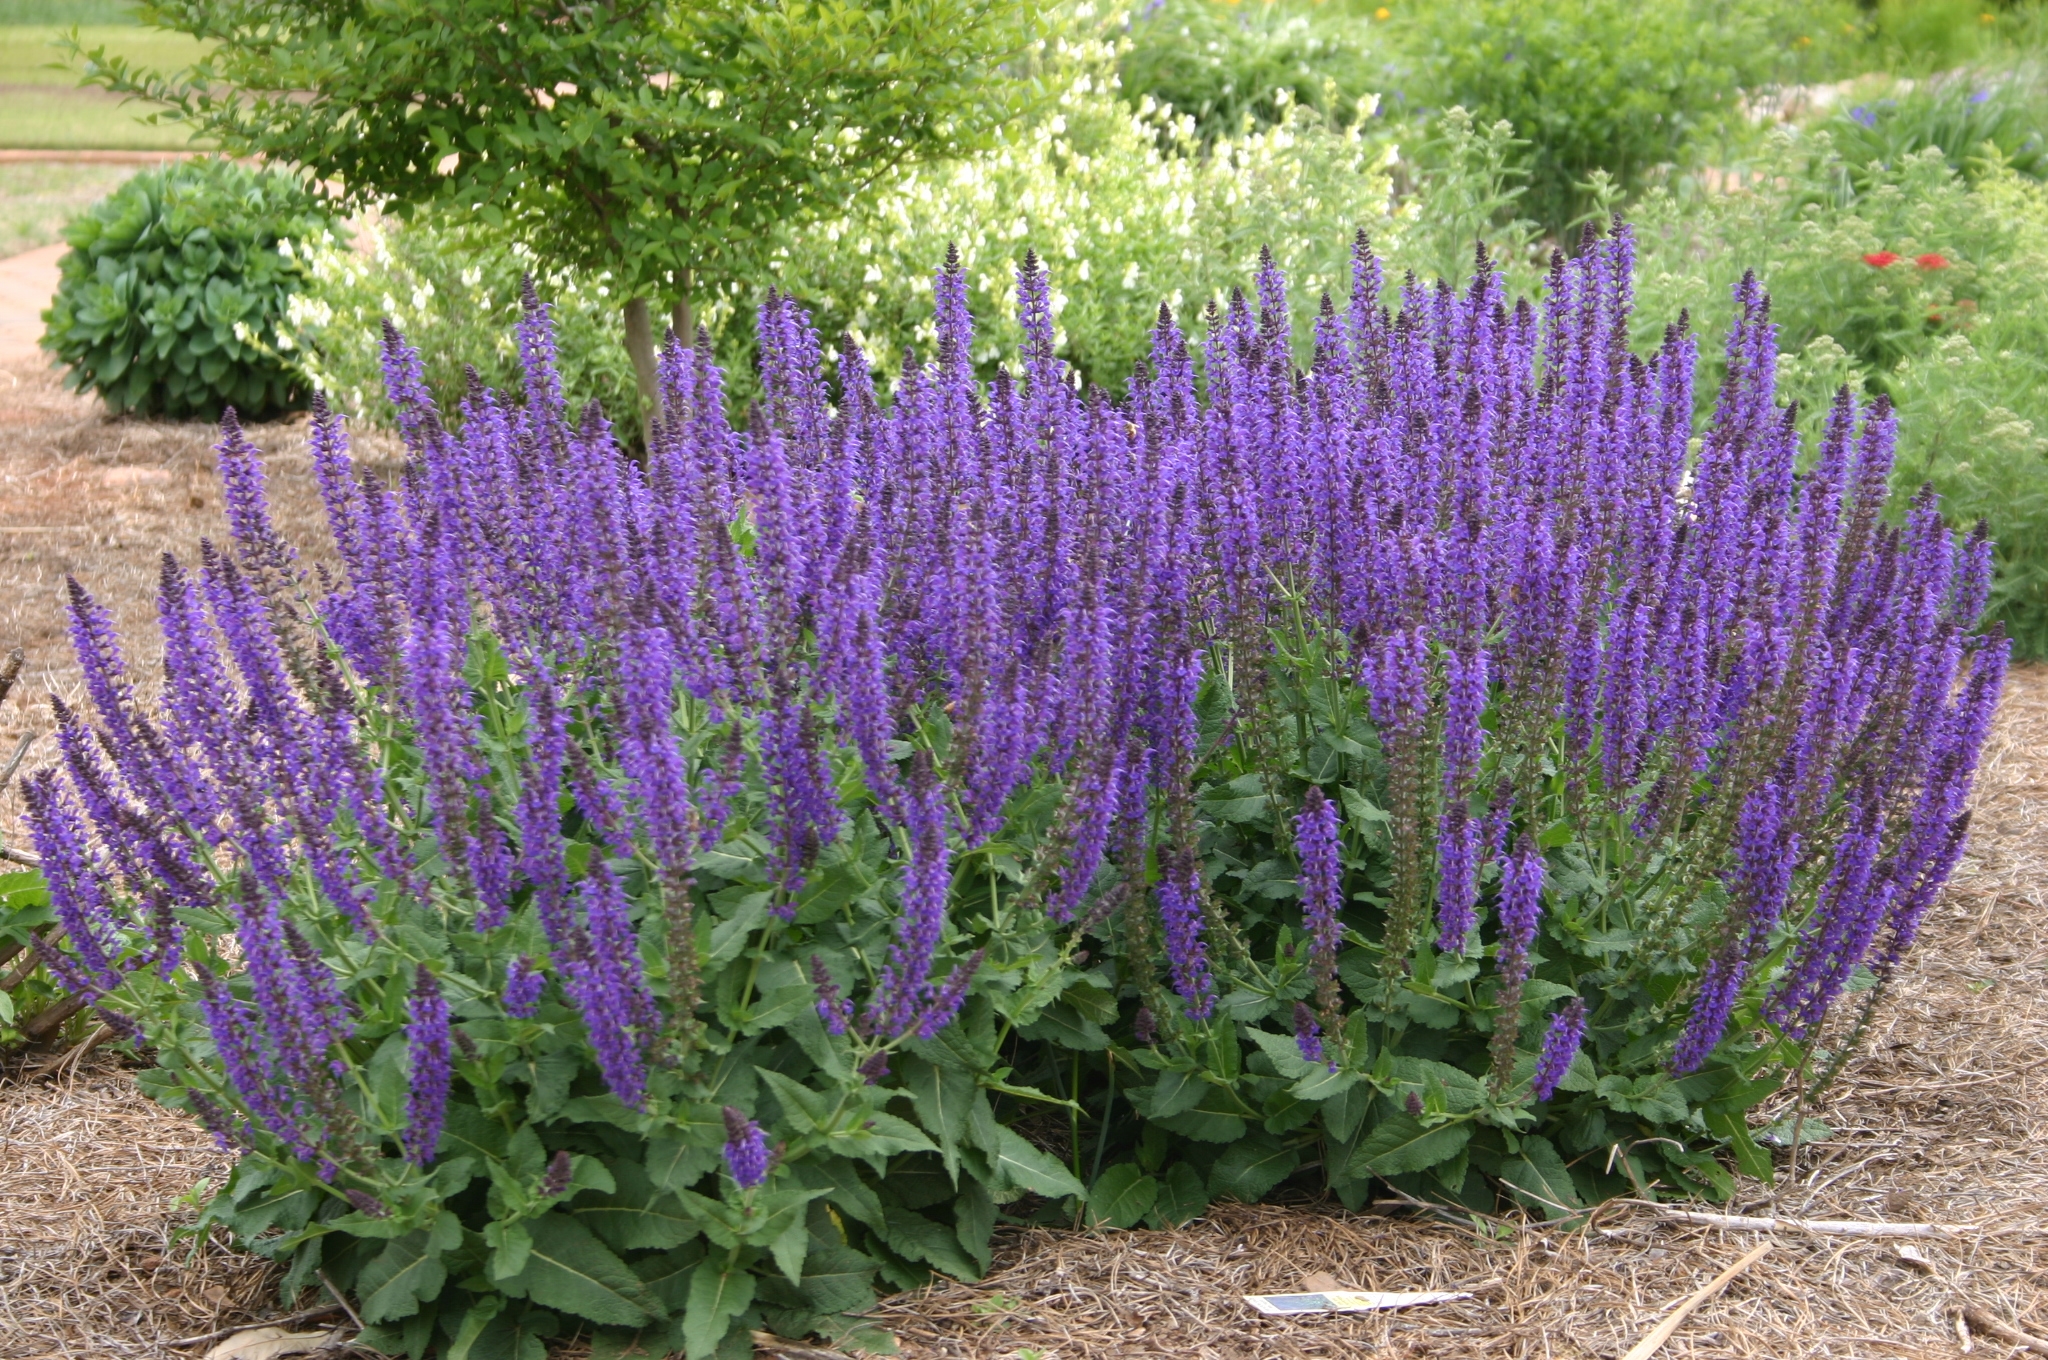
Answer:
[[1245, 1289, 1472, 1315]]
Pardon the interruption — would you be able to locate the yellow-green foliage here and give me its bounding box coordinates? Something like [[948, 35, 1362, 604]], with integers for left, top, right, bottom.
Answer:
[[765, 28, 1404, 390]]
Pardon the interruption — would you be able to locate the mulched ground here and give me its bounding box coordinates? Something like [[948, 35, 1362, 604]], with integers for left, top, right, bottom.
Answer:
[[0, 358, 2042, 1360]]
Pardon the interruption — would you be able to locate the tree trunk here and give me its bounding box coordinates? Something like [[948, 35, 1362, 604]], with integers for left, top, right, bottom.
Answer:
[[671, 269, 694, 349], [622, 296, 661, 451]]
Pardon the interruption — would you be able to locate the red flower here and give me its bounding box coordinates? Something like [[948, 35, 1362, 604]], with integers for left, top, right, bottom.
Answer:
[[1915, 253, 1950, 269], [1863, 251, 1901, 267]]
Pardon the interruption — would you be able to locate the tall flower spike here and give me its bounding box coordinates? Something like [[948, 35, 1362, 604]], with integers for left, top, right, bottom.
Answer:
[[402, 964, 451, 1165]]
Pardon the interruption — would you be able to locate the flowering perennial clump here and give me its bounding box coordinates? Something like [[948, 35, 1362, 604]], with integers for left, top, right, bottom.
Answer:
[[18, 226, 2003, 1355]]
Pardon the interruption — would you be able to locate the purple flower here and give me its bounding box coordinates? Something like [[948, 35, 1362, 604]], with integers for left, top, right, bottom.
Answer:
[[402, 964, 451, 1165], [504, 956, 545, 1019], [1294, 787, 1344, 987], [1157, 852, 1215, 1022], [557, 864, 657, 1109], [1532, 998, 1586, 1100], [871, 758, 952, 1034], [1293, 1001, 1324, 1065], [722, 1106, 771, 1189], [810, 954, 852, 1036]]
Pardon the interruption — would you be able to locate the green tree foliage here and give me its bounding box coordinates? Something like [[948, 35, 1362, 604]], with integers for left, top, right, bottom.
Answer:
[[79, 0, 1040, 426]]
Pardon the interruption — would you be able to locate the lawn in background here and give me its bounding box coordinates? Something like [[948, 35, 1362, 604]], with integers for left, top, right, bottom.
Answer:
[[0, 24, 207, 150], [0, 161, 134, 255]]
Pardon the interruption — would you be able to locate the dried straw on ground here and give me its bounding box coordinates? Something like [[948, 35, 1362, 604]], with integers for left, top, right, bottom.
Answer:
[[1, 365, 2043, 1360]]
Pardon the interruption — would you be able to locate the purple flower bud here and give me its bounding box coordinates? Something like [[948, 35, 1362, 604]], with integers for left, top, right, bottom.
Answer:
[[1132, 1006, 1157, 1046], [1293, 1001, 1324, 1065], [345, 1188, 390, 1218], [539, 1149, 573, 1199], [1532, 998, 1586, 1100], [722, 1107, 771, 1190]]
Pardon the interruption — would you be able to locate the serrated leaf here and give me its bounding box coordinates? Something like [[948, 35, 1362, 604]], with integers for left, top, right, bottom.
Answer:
[[512, 1212, 659, 1326], [1347, 1114, 1473, 1178], [1151, 1162, 1210, 1227], [989, 1127, 1084, 1199], [1207, 1133, 1299, 1202], [795, 1244, 878, 1316], [569, 1160, 702, 1252], [683, 1259, 755, 1360], [1087, 1163, 1157, 1229], [1500, 1135, 1582, 1219], [353, 1229, 447, 1324]]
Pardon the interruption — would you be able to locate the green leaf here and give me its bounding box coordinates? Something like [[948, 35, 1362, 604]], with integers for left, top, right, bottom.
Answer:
[[512, 1212, 660, 1326], [1017, 1001, 1109, 1051], [795, 1244, 879, 1316], [684, 1258, 756, 1360], [1207, 1132, 1300, 1203], [1151, 1162, 1211, 1227], [1087, 1164, 1158, 1229], [879, 1204, 978, 1279], [1347, 1114, 1473, 1178], [570, 1160, 703, 1252], [904, 1056, 975, 1178], [354, 1228, 448, 1324], [989, 1127, 1084, 1200], [1500, 1135, 1583, 1219], [1703, 1107, 1774, 1184]]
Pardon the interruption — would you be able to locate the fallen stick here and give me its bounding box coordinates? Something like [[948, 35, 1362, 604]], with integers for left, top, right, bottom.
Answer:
[[167, 1306, 346, 1350], [0, 846, 42, 868], [1962, 1306, 2048, 1357], [1656, 1209, 1976, 1238], [23, 1023, 114, 1079], [1621, 1242, 1772, 1360]]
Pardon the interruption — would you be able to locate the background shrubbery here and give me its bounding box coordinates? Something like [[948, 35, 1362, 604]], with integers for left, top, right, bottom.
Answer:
[[42, 157, 333, 418]]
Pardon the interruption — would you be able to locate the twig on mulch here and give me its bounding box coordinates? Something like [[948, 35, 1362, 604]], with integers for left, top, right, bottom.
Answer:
[[1963, 1306, 2048, 1356], [1651, 1208, 1984, 1238], [1620, 1241, 1771, 1360]]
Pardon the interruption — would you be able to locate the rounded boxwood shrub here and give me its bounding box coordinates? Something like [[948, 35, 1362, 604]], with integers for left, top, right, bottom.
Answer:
[[22, 234, 2004, 1358], [41, 157, 335, 419]]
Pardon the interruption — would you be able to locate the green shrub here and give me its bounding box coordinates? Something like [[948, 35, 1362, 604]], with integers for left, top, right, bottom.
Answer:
[[1118, 0, 1388, 139], [1825, 67, 2048, 183], [42, 157, 334, 419], [297, 27, 1404, 409], [24, 233, 2007, 1357], [287, 214, 640, 429], [765, 27, 1402, 391], [1631, 128, 2048, 656], [1392, 0, 1857, 232]]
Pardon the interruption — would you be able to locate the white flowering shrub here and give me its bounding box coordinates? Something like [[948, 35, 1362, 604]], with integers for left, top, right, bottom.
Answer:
[[285, 213, 645, 425], [766, 28, 1405, 389]]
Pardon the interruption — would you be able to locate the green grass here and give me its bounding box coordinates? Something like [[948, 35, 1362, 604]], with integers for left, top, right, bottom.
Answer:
[[0, 25, 208, 148], [0, 160, 136, 255], [0, 0, 134, 21]]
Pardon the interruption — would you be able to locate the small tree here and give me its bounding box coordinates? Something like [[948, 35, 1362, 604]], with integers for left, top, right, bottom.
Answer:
[[82, 0, 1039, 432]]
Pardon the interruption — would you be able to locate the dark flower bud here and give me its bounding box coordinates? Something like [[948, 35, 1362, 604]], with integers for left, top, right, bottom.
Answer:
[[344, 1189, 389, 1219], [1404, 1091, 1423, 1117], [1133, 1006, 1157, 1045], [538, 1149, 573, 1199], [858, 1051, 891, 1084]]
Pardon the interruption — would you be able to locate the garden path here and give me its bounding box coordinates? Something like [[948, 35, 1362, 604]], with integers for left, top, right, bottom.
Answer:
[[0, 243, 62, 369]]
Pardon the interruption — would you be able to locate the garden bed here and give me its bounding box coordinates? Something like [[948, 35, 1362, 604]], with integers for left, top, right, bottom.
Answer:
[[0, 365, 2042, 1360]]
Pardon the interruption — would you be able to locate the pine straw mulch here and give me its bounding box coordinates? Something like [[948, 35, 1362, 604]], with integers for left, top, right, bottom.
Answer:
[[0, 366, 2043, 1360]]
